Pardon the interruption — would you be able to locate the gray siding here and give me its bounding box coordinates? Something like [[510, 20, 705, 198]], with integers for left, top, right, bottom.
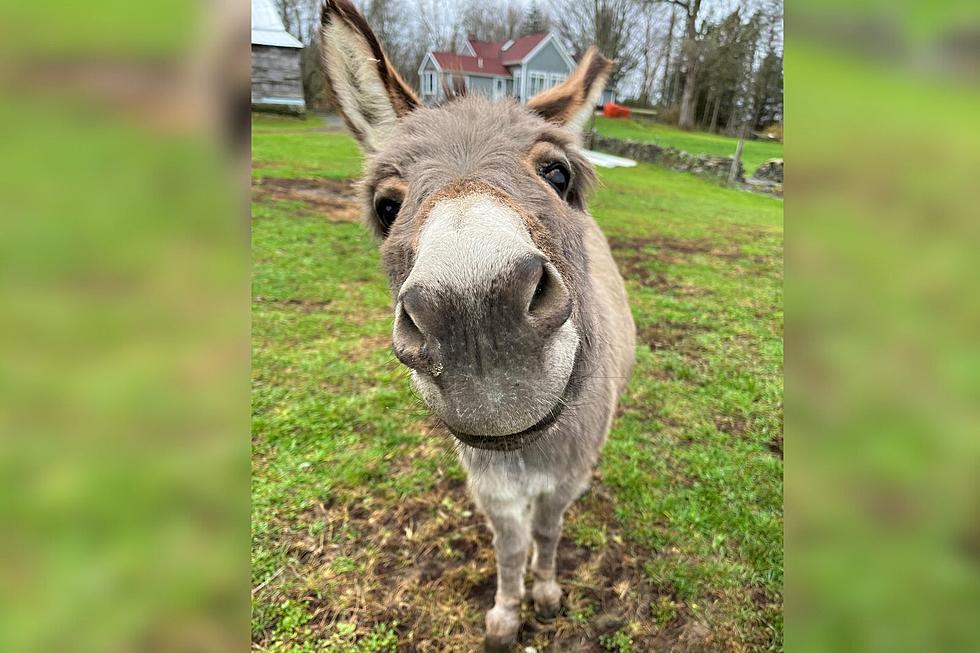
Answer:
[[599, 88, 618, 105], [422, 58, 438, 72], [251, 45, 305, 104], [525, 40, 570, 74], [466, 75, 494, 96]]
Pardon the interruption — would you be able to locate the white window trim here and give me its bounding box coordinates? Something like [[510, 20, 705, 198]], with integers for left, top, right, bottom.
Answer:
[[528, 71, 548, 97], [493, 77, 506, 99]]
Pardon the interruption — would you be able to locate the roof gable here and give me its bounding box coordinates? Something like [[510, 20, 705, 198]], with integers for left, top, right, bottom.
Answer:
[[426, 32, 571, 81], [461, 32, 553, 66], [500, 32, 549, 64]]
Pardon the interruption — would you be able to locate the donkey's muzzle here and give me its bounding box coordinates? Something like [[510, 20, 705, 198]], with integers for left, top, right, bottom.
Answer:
[[392, 254, 572, 376]]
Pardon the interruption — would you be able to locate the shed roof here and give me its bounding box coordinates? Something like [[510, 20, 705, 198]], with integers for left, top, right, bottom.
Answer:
[[252, 0, 303, 48]]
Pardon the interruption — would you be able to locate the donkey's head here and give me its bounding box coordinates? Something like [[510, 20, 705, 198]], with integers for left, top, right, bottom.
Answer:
[[320, 0, 613, 450]]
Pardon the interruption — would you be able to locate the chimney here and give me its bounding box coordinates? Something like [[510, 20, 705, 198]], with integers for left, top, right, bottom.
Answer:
[[478, 57, 483, 68]]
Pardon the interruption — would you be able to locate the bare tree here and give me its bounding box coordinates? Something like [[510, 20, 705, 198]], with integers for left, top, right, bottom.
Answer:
[[555, 0, 643, 88], [462, 0, 524, 42], [659, 5, 678, 106], [637, 3, 673, 107], [674, 0, 704, 130], [415, 0, 466, 52], [520, 1, 552, 35]]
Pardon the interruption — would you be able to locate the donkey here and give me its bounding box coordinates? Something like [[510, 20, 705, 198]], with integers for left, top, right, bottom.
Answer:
[[319, 2, 635, 649]]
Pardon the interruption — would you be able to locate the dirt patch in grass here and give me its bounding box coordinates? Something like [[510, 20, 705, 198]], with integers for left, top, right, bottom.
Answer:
[[253, 177, 362, 223], [638, 320, 706, 357], [252, 458, 754, 653], [608, 235, 744, 268], [253, 296, 334, 312], [608, 235, 745, 296], [767, 434, 784, 459], [713, 414, 750, 438]]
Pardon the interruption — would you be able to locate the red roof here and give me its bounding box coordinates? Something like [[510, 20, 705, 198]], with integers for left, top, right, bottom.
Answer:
[[498, 33, 549, 64], [468, 39, 501, 60], [430, 33, 552, 79], [431, 51, 510, 77]]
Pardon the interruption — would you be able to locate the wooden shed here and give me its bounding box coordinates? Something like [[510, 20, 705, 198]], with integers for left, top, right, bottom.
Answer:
[[251, 0, 306, 114]]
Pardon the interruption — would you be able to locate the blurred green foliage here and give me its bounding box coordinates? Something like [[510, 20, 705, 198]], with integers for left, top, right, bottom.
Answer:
[[0, 1, 247, 651], [788, 1, 980, 651]]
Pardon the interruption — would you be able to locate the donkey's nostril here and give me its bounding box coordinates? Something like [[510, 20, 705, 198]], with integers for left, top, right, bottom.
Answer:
[[528, 264, 550, 315], [393, 290, 432, 372], [396, 300, 424, 348], [526, 262, 572, 332]]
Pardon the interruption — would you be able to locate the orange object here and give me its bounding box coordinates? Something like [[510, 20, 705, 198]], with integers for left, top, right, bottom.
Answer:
[[602, 102, 631, 118]]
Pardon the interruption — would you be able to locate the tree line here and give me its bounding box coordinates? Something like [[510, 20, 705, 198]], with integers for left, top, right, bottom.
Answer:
[[271, 0, 782, 134]]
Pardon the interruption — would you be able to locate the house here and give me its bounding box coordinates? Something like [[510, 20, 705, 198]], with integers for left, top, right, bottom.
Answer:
[[418, 32, 617, 106], [251, 0, 306, 113]]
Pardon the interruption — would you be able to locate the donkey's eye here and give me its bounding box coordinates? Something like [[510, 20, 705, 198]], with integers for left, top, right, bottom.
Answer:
[[541, 163, 571, 197], [374, 197, 401, 235]]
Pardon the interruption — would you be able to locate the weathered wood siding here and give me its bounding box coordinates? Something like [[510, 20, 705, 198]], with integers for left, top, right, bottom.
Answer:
[[251, 44, 305, 104]]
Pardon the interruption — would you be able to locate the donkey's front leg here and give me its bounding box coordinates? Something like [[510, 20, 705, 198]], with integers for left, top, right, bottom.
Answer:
[[481, 496, 531, 652], [530, 489, 574, 621]]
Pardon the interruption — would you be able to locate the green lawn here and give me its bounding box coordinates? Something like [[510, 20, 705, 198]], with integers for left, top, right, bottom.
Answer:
[[591, 116, 784, 175], [251, 113, 784, 652]]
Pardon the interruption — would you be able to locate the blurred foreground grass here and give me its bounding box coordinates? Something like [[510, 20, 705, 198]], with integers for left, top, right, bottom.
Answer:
[[0, 0, 978, 651], [0, 2, 248, 652], [788, 2, 980, 651]]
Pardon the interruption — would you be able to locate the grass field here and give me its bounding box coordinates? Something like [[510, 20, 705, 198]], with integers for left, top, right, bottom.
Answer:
[[591, 116, 784, 176], [252, 112, 784, 652]]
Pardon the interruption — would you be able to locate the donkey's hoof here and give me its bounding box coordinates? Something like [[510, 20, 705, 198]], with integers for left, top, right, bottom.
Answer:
[[485, 606, 520, 652], [484, 635, 516, 653], [532, 580, 563, 622], [534, 609, 558, 625]]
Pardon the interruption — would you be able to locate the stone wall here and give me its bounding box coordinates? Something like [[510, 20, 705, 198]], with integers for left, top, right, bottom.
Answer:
[[752, 158, 783, 183], [746, 158, 783, 196], [589, 134, 744, 182], [251, 45, 305, 106]]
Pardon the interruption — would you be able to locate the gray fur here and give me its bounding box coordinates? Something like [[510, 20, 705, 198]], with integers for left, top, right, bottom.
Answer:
[[318, 7, 634, 647], [370, 97, 635, 650]]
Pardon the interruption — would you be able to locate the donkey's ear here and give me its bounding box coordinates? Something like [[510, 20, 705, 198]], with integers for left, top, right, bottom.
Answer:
[[527, 47, 613, 135], [319, 0, 419, 152]]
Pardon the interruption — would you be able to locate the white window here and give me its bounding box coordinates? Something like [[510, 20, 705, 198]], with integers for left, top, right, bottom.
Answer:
[[422, 72, 436, 95], [493, 78, 506, 99], [528, 72, 548, 96], [513, 71, 522, 97], [549, 73, 567, 89]]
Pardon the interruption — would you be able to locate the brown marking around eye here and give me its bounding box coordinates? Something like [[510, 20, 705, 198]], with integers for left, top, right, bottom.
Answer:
[[374, 177, 407, 203], [369, 177, 407, 236], [524, 142, 571, 176], [357, 170, 407, 238]]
